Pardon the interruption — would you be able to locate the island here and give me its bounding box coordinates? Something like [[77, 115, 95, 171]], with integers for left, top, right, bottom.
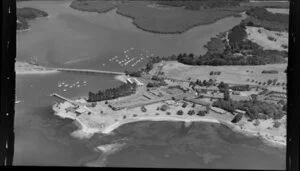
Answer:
[[17, 7, 48, 31]]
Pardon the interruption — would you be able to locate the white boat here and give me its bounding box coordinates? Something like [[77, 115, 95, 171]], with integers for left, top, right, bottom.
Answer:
[[15, 100, 21, 104], [63, 89, 67, 91], [77, 85, 80, 87], [58, 84, 62, 87], [64, 84, 68, 87]]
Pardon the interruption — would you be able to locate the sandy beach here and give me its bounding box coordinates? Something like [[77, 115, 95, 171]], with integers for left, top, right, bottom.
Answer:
[[15, 61, 59, 75]]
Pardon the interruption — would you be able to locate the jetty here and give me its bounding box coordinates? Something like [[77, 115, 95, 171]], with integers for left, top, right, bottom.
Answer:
[[50, 68, 124, 75]]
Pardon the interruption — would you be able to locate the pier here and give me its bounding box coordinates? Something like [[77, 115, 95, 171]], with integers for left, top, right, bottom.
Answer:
[[50, 93, 80, 107], [51, 68, 124, 75]]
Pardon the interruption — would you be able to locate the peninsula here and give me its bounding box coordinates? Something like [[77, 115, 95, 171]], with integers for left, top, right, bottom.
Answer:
[[17, 7, 48, 31]]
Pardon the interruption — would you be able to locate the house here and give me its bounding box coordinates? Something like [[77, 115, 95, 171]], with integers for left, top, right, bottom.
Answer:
[[231, 91, 240, 95], [75, 107, 86, 116], [194, 86, 219, 93], [126, 78, 134, 84], [234, 109, 246, 115], [133, 78, 144, 86]]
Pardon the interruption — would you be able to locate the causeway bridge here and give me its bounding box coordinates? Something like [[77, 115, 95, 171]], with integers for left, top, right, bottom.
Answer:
[[50, 68, 124, 75]]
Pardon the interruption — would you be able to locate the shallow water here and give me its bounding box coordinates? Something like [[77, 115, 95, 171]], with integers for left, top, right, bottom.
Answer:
[[15, 0, 286, 168]]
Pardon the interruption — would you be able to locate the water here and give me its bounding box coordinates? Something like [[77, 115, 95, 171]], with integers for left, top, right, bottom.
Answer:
[[15, 0, 285, 168], [104, 122, 285, 169], [17, 0, 246, 70]]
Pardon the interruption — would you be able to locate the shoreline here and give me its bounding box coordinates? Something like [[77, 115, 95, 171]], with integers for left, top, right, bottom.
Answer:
[[68, 1, 246, 35], [115, 10, 245, 35], [15, 61, 59, 75], [16, 70, 59, 75], [52, 102, 286, 149]]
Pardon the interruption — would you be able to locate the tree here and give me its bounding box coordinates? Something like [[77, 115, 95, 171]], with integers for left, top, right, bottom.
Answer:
[[192, 103, 196, 108], [267, 79, 273, 85], [231, 113, 243, 123], [209, 71, 214, 75], [160, 104, 169, 111], [182, 102, 188, 108], [187, 110, 195, 115], [177, 110, 183, 115], [250, 94, 258, 102], [141, 106, 147, 112], [197, 110, 206, 116], [273, 121, 281, 128], [253, 119, 260, 126], [224, 89, 230, 101]]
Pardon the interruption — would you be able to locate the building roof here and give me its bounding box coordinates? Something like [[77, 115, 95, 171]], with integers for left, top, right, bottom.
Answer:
[[75, 108, 85, 113]]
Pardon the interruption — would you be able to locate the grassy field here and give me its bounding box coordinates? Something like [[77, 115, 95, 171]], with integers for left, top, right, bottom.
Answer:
[[161, 61, 287, 87], [116, 1, 244, 34], [240, 1, 289, 8]]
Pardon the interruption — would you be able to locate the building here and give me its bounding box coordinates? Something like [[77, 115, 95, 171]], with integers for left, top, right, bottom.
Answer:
[[234, 109, 246, 115], [133, 78, 144, 86], [194, 86, 219, 93], [75, 107, 86, 116]]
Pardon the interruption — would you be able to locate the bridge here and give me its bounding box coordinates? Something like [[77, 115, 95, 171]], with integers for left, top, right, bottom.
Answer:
[[51, 68, 124, 75]]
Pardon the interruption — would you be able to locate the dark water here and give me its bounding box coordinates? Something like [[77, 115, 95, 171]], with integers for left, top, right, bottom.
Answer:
[[15, 0, 286, 169], [14, 73, 122, 166], [104, 122, 285, 169]]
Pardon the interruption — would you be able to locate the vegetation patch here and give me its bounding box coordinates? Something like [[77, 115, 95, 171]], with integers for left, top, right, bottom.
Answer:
[[213, 99, 285, 120], [17, 7, 48, 30], [88, 82, 137, 102], [116, 1, 244, 34], [70, 0, 120, 13]]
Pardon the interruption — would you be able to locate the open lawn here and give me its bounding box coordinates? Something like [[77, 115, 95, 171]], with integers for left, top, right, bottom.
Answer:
[[246, 26, 288, 51], [240, 1, 289, 8], [161, 61, 287, 86]]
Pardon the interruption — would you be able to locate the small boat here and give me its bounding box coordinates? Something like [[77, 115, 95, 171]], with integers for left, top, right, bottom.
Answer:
[[77, 85, 80, 87], [64, 84, 68, 87], [58, 84, 62, 87], [15, 100, 21, 104], [63, 89, 67, 91]]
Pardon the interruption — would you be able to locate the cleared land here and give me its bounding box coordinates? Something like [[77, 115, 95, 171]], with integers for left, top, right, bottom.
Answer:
[[240, 1, 289, 8], [246, 26, 288, 51], [160, 61, 286, 87], [266, 8, 289, 14]]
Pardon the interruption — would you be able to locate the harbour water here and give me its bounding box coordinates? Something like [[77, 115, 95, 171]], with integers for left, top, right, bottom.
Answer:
[[15, 0, 286, 168]]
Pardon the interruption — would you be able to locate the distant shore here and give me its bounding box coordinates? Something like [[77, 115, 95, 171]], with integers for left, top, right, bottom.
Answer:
[[69, 0, 246, 34], [15, 61, 59, 75]]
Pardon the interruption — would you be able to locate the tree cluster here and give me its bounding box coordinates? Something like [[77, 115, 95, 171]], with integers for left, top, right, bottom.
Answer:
[[88, 82, 137, 102], [213, 99, 285, 120]]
